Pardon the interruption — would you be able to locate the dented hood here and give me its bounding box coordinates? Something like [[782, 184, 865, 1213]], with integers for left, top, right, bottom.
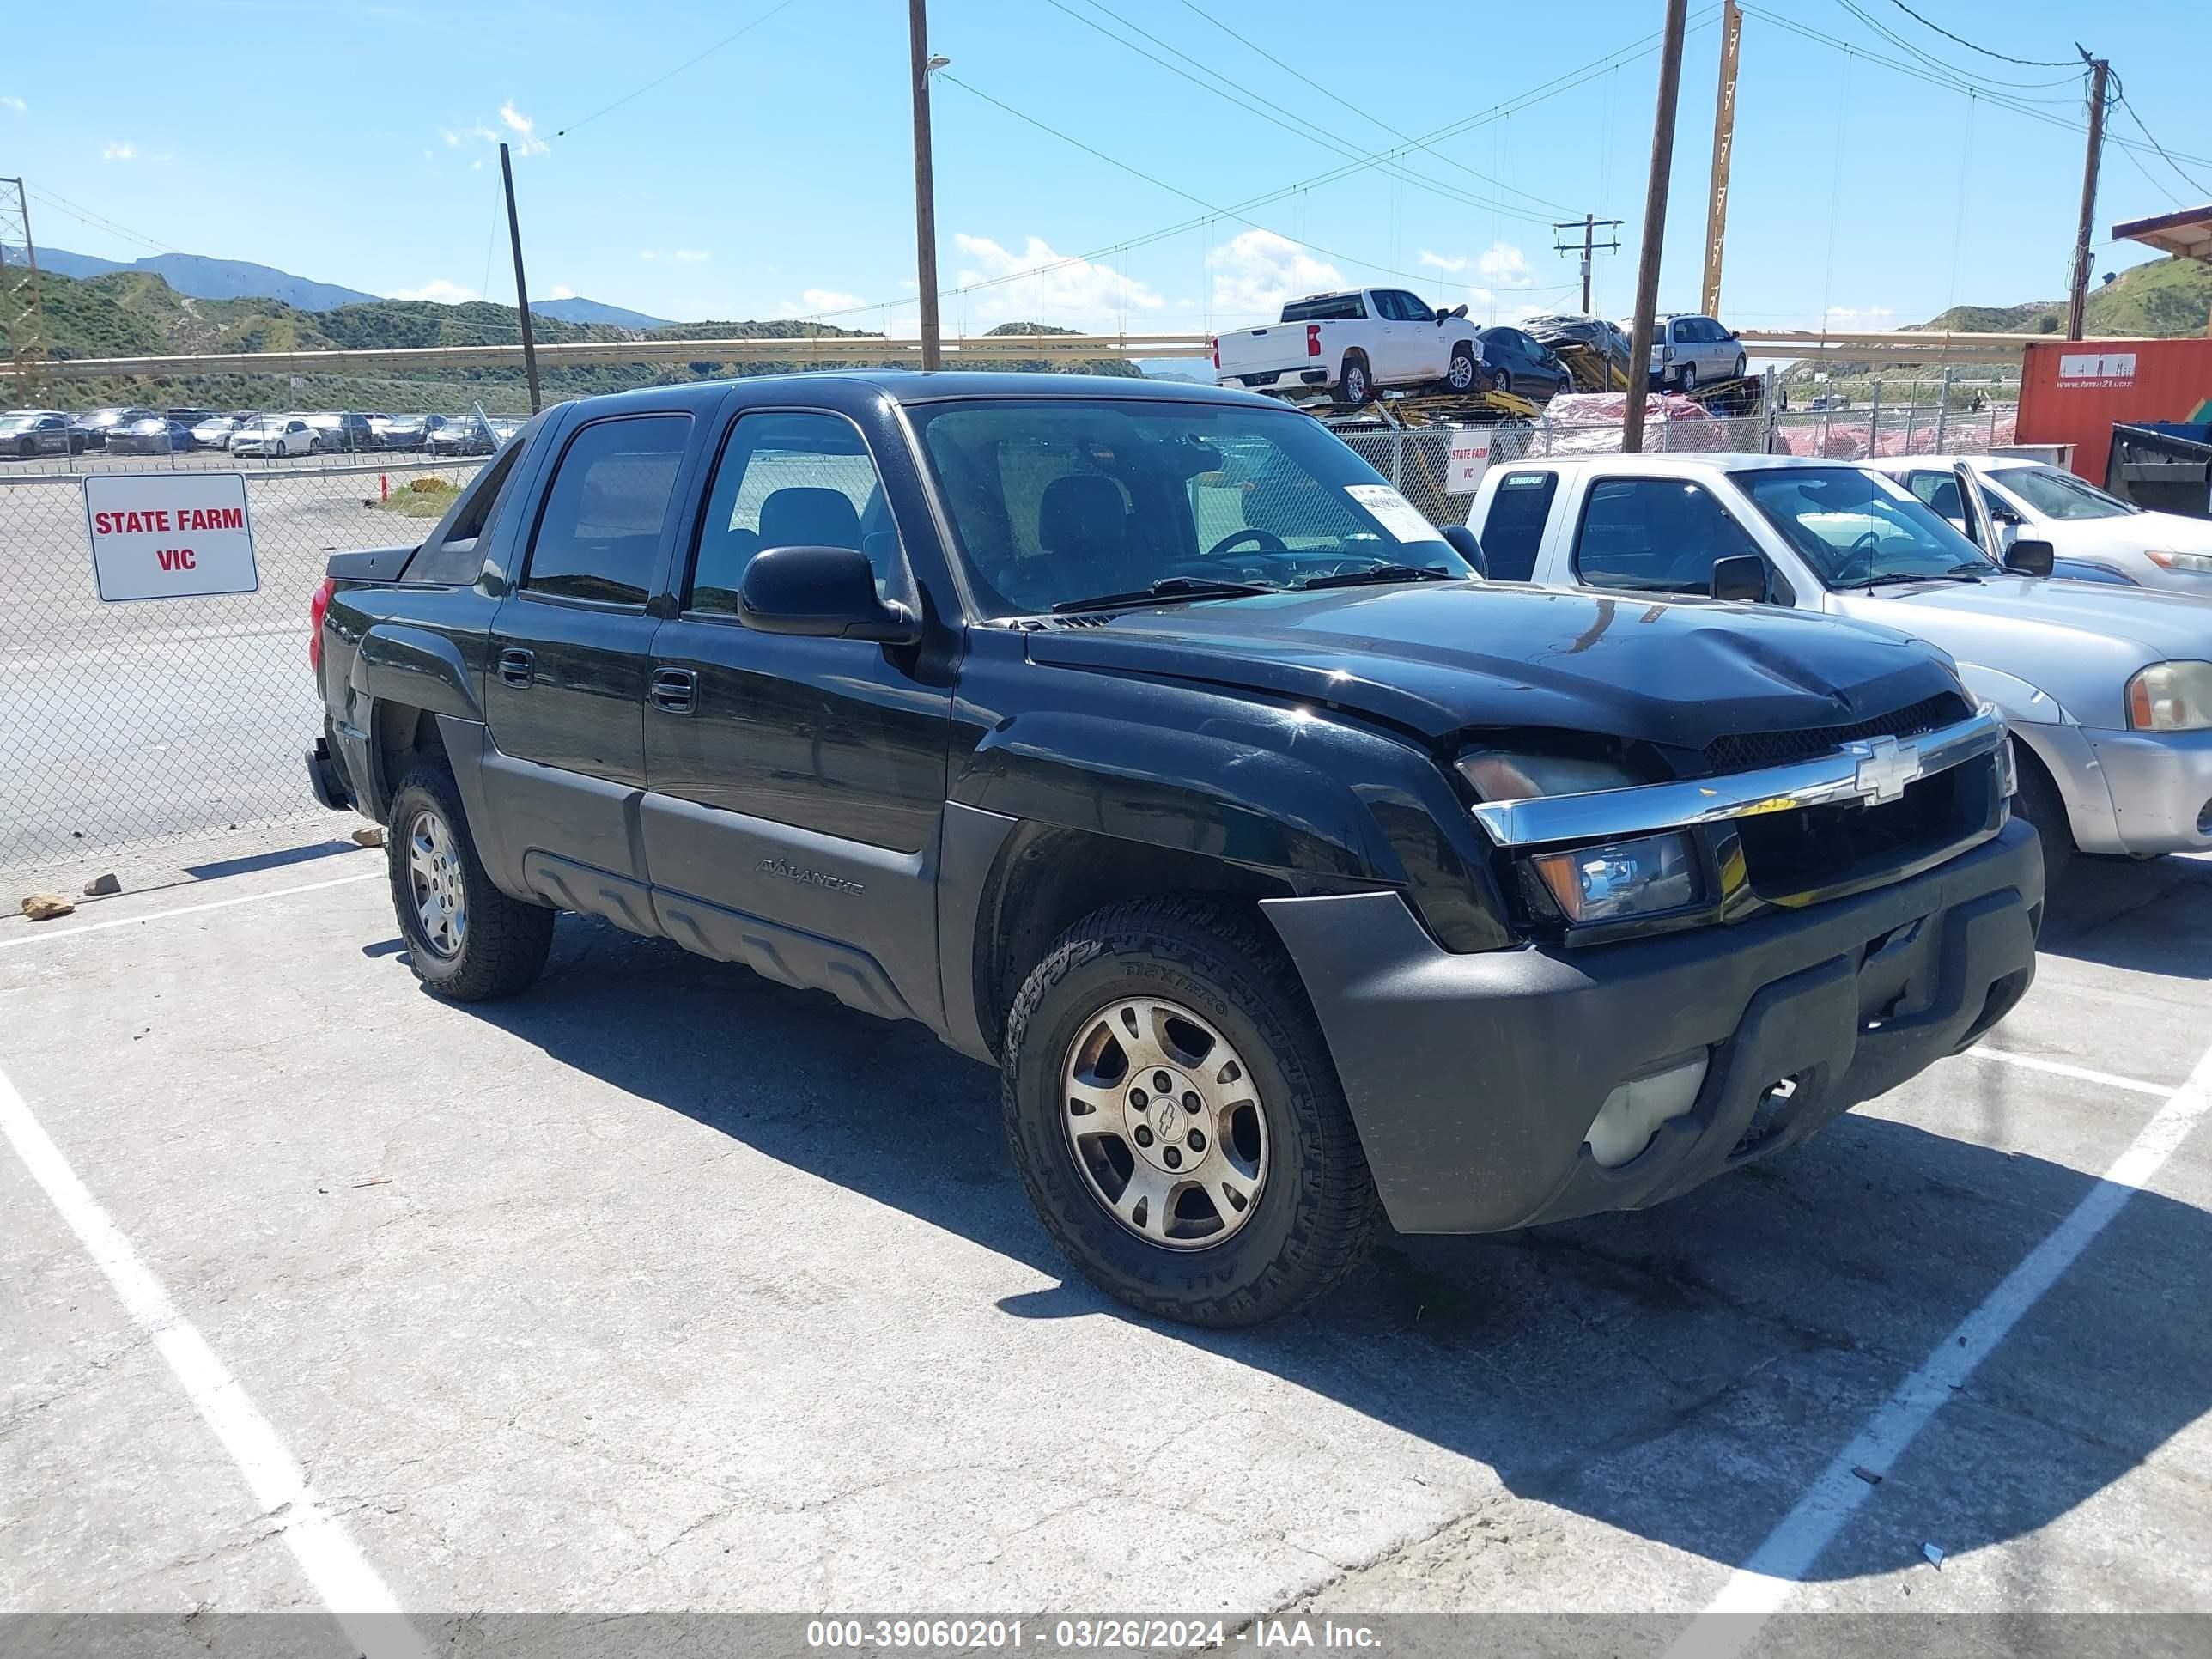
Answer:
[[1020, 582, 1960, 752]]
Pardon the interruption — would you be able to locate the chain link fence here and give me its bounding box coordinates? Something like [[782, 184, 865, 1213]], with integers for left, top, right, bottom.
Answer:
[[0, 457, 486, 873], [1338, 396, 2020, 529]]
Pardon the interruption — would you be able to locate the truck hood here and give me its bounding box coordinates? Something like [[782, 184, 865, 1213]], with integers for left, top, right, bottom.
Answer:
[[2039, 510, 2212, 557], [1020, 582, 1957, 754], [1834, 575, 2212, 663]]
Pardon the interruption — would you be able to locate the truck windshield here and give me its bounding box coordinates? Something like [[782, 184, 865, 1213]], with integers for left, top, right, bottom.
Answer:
[[1986, 464, 2138, 520], [1732, 465, 1997, 589], [912, 398, 1472, 617]]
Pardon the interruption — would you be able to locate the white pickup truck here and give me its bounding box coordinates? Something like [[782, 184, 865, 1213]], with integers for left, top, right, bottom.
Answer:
[[1212, 288, 1485, 404]]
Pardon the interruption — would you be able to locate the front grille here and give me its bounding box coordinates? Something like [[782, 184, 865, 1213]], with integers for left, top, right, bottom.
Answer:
[[1734, 749, 1995, 899], [1704, 692, 1969, 776]]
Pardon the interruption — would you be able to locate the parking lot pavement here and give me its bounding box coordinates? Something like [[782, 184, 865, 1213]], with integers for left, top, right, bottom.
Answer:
[[2, 844, 2208, 1638]]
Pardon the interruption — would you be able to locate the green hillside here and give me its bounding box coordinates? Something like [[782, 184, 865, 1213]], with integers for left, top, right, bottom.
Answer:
[[1911, 254, 2212, 338], [12, 268, 1132, 412]]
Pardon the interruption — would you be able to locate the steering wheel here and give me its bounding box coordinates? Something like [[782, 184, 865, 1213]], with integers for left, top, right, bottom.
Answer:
[[1850, 530, 1883, 552], [1203, 526, 1288, 560]]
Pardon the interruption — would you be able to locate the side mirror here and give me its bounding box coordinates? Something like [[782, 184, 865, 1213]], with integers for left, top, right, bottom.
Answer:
[[2002, 539, 2056, 578], [737, 544, 921, 643], [1442, 523, 1488, 577], [1710, 554, 1770, 603], [1444, 303, 1468, 322]]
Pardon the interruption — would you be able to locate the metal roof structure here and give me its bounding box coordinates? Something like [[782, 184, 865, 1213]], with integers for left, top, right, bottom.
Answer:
[[2110, 203, 2212, 264]]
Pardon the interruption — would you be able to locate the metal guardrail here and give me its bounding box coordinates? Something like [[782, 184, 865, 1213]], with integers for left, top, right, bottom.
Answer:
[[1, 326, 2085, 383]]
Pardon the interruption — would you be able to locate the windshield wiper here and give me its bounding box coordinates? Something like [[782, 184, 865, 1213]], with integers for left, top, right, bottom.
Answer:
[[1295, 563, 1462, 591], [1049, 575, 1277, 613], [1832, 570, 1981, 591]]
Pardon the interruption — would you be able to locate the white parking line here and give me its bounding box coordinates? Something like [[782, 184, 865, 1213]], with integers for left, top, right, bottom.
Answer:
[[0, 1060, 425, 1656], [1669, 1037, 2212, 1653], [0, 871, 380, 952], [1966, 1045, 2172, 1098]]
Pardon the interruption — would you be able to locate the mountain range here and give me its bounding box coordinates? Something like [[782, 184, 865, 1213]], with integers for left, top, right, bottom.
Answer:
[[10, 245, 672, 330]]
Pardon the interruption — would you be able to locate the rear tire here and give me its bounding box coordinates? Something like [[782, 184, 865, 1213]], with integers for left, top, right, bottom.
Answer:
[[385, 760, 553, 1000], [1339, 355, 1372, 406], [1679, 363, 1699, 394], [1002, 897, 1382, 1328]]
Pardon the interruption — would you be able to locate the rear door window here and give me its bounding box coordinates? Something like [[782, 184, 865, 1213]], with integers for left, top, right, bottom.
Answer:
[[523, 414, 691, 605], [1477, 471, 1559, 583]]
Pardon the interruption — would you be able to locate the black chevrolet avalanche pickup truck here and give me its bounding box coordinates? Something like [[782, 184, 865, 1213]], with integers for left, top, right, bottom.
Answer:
[[307, 372, 2041, 1326]]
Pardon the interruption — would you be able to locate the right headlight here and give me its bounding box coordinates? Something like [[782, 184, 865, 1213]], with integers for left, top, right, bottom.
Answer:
[[1529, 832, 1701, 924], [2125, 661, 2212, 732], [2146, 550, 2212, 576]]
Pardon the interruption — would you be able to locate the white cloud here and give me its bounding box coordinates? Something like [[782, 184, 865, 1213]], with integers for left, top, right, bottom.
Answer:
[[1, 96, 26, 117], [1823, 305, 1895, 325], [1206, 228, 1340, 321], [499, 100, 549, 155], [1419, 249, 1470, 273], [441, 129, 461, 147], [389, 279, 478, 305], [801, 287, 864, 312], [550, 284, 576, 300], [101, 141, 136, 161], [1475, 242, 1533, 287], [952, 233, 1164, 327]]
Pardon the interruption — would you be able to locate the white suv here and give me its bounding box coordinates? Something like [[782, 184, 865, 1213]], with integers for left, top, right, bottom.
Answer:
[[1638, 313, 1747, 392]]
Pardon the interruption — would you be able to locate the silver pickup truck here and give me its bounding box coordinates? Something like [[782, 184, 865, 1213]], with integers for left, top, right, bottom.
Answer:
[[1466, 453, 2212, 886]]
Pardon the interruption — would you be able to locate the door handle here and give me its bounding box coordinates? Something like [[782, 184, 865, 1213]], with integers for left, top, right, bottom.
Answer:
[[498, 647, 534, 687], [650, 665, 697, 714]]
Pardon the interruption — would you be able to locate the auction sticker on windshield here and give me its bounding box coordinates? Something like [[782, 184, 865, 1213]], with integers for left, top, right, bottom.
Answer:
[[1346, 483, 1440, 543], [84, 471, 258, 602]]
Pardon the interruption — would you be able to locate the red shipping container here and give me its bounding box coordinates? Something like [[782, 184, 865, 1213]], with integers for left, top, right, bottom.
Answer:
[[2017, 337, 2212, 486]]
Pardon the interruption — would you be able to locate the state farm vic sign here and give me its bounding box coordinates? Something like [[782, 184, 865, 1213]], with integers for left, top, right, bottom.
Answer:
[[84, 472, 259, 601]]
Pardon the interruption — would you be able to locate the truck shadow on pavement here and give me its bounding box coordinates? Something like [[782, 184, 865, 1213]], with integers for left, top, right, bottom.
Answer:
[[445, 900, 2212, 1589], [2036, 851, 2212, 978]]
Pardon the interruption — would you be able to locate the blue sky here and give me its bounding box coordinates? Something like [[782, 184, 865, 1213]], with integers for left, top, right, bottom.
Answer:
[[5, 0, 2210, 335]]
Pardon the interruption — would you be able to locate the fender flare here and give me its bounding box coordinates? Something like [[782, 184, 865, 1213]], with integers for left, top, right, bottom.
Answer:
[[349, 623, 483, 725]]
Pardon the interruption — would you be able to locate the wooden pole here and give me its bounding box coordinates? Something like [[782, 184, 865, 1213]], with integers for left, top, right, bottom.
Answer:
[[1625, 0, 1690, 455], [909, 0, 943, 371], [1700, 0, 1742, 319], [2066, 55, 2108, 343], [499, 143, 542, 414]]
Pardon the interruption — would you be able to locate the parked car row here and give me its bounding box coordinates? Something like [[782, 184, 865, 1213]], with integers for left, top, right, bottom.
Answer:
[[1, 404, 524, 459]]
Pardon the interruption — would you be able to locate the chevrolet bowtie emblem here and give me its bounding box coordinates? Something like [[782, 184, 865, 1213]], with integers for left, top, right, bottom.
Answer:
[[1847, 735, 1920, 805]]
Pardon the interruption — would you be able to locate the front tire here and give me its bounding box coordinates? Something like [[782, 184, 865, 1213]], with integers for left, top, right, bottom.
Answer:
[[2011, 745, 2075, 895], [385, 760, 554, 1000], [1446, 344, 1478, 394], [1002, 897, 1382, 1328], [1491, 368, 1514, 398]]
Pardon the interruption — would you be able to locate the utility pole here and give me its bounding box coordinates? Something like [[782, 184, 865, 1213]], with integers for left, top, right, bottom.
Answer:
[[909, 0, 944, 371], [0, 176, 51, 405], [2065, 48, 2109, 343], [1701, 0, 1743, 319], [1624, 0, 1690, 454], [1553, 215, 1623, 314], [499, 143, 542, 414]]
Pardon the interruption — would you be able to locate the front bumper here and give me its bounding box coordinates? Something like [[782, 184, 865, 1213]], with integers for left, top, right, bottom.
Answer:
[[1262, 816, 2042, 1235], [2085, 726, 2212, 854]]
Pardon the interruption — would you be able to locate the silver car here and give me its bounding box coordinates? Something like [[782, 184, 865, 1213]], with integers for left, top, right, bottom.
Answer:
[[1465, 452, 2212, 885], [1635, 313, 1747, 393]]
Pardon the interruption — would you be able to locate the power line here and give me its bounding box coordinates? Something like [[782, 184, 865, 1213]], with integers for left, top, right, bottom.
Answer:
[[1042, 0, 1558, 226], [2112, 89, 2212, 199], [25, 186, 179, 257], [1881, 0, 2077, 69], [1170, 0, 1575, 216], [1835, 0, 2081, 91], [1743, 6, 2212, 167], [790, 14, 1714, 328], [553, 0, 803, 139]]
